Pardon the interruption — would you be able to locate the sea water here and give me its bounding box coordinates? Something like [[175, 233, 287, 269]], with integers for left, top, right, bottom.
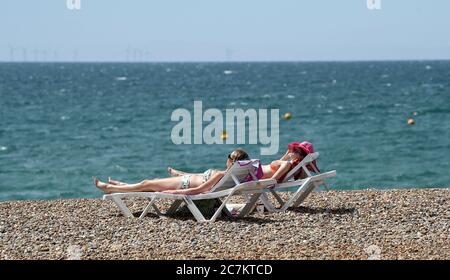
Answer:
[[0, 61, 449, 201]]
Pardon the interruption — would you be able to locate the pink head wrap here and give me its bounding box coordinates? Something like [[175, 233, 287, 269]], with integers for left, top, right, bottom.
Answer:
[[287, 141, 320, 173]]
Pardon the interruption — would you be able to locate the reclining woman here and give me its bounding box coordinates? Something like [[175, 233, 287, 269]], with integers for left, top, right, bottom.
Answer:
[[260, 141, 319, 183], [93, 148, 250, 195]]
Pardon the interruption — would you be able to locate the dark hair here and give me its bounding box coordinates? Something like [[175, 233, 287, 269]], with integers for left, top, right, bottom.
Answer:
[[229, 148, 250, 162], [292, 147, 307, 158]]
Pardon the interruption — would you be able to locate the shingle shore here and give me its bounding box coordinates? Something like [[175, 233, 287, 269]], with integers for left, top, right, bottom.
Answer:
[[0, 188, 448, 260]]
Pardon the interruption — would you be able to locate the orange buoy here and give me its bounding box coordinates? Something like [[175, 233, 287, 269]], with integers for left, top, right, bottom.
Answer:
[[283, 112, 292, 120], [221, 130, 228, 140]]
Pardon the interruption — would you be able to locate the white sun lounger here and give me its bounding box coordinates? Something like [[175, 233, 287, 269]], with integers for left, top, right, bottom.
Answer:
[[103, 160, 277, 223], [259, 152, 337, 212]]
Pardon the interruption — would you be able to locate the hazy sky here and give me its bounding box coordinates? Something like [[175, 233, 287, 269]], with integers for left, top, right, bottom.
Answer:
[[1, 0, 450, 62]]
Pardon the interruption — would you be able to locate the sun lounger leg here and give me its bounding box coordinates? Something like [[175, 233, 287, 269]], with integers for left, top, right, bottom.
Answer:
[[269, 189, 285, 206], [238, 193, 262, 217], [152, 203, 163, 216], [184, 197, 207, 222], [291, 182, 319, 208], [216, 199, 233, 217], [209, 192, 237, 222], [139, 197, 157, 219], [111, 196, 134, 218], [259, 193, 278, 212], [282, 180, 315, 211], [166, 200, 183, 215]]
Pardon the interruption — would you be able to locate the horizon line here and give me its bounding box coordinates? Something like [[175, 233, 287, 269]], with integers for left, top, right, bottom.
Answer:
[[1, 58, 450, 64]]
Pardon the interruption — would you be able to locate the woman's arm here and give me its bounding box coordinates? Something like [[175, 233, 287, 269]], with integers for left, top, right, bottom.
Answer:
[[163, 172, 225, 195], [280, 149, 290, 161], [271, 161, 291, 182]]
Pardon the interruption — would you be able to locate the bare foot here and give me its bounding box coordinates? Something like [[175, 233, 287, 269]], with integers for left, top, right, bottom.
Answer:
[[108, 177, 126, 185], [93, 177, 112, 194]]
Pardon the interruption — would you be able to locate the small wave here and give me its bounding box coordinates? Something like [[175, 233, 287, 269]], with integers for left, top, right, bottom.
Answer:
[[286, 95, 295, 99], [114, 165, 128, 172], [72, 135, 88, 140], [421, 83, 444, 89], [0, 146, 7, 151], [229, 102, 236, 106], [115, 77, 127, 81], [102, 126, 119, 131], [224, 70, 235, 75], [263, 94, 271, 98], [425, 65, 432, 70], [61, 115, 70, 121]]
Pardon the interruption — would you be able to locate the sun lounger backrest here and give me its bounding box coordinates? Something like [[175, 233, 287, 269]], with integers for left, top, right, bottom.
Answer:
[[282, 152, 319, 183], [210, 159, 260, 192]]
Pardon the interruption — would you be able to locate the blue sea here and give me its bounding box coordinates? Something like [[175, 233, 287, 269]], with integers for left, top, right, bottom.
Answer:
[[0, 61, 449, 201]]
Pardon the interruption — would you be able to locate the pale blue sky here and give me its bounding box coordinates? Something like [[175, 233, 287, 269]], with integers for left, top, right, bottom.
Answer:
[[1, 0, 449, 62]]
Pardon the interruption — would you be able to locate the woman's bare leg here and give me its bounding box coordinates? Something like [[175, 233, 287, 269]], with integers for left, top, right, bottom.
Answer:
[[108, 177, 127, 185], [168, 167, 203, 177], [94, 177, 182, 194], [108, 177, 163, 185], [168, 167, 188, 177]]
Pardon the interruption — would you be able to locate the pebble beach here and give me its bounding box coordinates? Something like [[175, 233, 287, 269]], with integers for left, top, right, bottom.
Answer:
[[0, 188, 448, 260]]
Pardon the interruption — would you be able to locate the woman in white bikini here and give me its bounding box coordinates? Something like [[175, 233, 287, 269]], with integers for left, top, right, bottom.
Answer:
[[93, 149, 250, 195]]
